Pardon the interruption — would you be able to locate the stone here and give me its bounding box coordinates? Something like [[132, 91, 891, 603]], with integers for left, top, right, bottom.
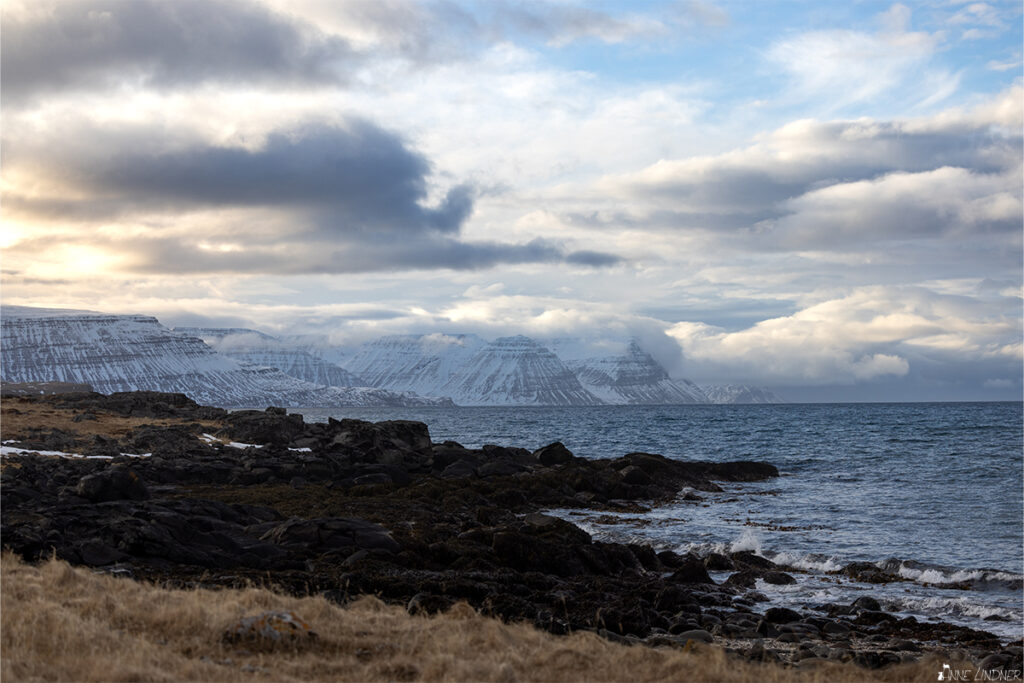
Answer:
[[823, 621, 852, 636], [620, 466, 653, 486], [441, 460, 478, 479], [75, 467, 149, 502], [764, 607, 803, 624], [851, 596, 882, 612], [678, 629, 714, 644], [533, 442, 573, 466], [353, 473, 393, 486], [703, 553, 734, 570], [407, 592, 454, 615], [670, 556, 714, 584], [224, 611, 317, 646], [731, 551, 775, 569]]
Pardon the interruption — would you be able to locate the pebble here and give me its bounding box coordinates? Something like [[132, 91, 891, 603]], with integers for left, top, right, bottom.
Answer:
[[679, 629, 714, 644]]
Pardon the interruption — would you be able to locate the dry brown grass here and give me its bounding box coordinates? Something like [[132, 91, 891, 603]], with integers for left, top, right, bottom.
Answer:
[[0, 553, 966, 682], [0, 397, 220, 444]]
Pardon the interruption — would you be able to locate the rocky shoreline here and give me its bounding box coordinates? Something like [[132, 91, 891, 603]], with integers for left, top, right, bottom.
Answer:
[[2, 391, 1021, 675]]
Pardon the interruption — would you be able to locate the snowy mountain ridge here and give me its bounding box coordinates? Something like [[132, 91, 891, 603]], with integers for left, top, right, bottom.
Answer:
[[700, 384, 784, 404], [560, 340, 708, 405], [342, 334, 601, 405], [0, 306, 783, 406], [0, 311, 452, 408], [175, 327, 366, 389]]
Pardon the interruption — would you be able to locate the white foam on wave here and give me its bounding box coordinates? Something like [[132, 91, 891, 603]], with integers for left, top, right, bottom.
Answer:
[[770, 551, 843, 573], [889, 594, 1019, 621], [896, 564, 1023, 586], [729, 529, 763, 554], [676, 541, 730, 556]]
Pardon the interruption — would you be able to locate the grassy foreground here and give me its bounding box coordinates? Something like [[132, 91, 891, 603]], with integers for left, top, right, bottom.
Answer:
[[1, 553, 961, 682]]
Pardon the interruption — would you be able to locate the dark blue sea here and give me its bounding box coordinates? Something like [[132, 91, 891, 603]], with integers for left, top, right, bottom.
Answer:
[[293, 402, 1024, 641]]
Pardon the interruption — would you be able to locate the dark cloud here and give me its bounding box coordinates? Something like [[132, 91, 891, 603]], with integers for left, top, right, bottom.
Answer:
[[5, 115, 621, 274], [589, 112, 1022, 255], [11, 120, 471, 235], [1, 0, 357, 103], [624, 122, 1019, 213], [3, 233, 616, 276], [565, 250, 624, 267]]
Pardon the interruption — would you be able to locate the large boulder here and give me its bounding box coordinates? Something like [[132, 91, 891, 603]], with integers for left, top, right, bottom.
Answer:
[[260, 517, 401, 556], [220, 407, 305, 446], [75, 467, 150, 502], [533, 442, 573, 466]]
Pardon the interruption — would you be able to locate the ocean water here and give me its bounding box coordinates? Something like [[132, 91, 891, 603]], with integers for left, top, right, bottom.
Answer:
[[293, 402, 1024, 641]]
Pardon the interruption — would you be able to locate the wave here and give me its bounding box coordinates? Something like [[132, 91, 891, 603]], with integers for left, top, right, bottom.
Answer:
[[729, 529, 763, 554], [879, 558, 1023, 591], [769, 551, 843, 573], [887, 594, 1019, 622]]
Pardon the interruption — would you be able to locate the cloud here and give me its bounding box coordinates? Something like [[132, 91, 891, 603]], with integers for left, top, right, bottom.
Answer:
[[13, 121, 467, 231], [668, 286, 1021, 385], [3, 118, 621, 275], [492, 3, 668, 46], [585, 87, 1022, 258], [1, 0, 357, 104], [766, 4, 956, 111], [764, 166, 1022, 249]]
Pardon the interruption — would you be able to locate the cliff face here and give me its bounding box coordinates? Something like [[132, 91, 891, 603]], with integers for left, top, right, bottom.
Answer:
[[438, 335, 602, 406], [564, 341, 709, 405], [0, 312, 451, 407], [700, 384, 783, 404], [344, 334, 600, 405], [343, 334, 487, 397], [174, 327, 365, 388]]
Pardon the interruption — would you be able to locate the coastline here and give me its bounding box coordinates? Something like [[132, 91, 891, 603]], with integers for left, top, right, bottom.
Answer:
[[1, 390, 1021, 680]]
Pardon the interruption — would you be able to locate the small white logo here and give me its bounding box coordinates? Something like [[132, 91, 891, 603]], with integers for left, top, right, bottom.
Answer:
[[937, 664, 972, 682]]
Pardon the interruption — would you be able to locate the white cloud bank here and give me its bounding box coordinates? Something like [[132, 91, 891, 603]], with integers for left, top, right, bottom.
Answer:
[[668, 286, 1021, 387]]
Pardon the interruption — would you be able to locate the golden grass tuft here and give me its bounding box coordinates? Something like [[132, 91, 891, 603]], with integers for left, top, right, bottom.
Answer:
[[0, 552, 966, 682], [0, 396, 220, 447]]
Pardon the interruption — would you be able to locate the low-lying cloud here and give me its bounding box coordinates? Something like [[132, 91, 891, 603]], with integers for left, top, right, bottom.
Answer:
[[668, 286, 1022, 386]]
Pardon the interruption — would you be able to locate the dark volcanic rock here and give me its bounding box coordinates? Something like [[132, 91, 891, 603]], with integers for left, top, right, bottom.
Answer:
[[851, 596, 882, 612], [75, 467, 150, 502], [260, 517, 400, 557], [764, 607, 803, 624], [671, 556, 715, 584], [221, 408, 306, 446], [533, 442, 574, 466], [54, 391, 226, 420]]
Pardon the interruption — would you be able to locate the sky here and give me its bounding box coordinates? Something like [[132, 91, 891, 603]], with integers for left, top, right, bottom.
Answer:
[[1, 0, 1021, 401]]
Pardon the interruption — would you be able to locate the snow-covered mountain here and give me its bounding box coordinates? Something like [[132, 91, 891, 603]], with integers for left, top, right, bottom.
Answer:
[[175, 327, 365, 388], [440, 335, 602, 406], [701, 384, 783, 404], [561, 340, 708, 404], [344, 334, 487, 396], [0, 308, 451, 407], [342, 334, 601, 405]]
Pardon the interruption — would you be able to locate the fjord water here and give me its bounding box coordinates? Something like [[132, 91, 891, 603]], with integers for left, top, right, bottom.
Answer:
[[295, 402, 1024, 640]]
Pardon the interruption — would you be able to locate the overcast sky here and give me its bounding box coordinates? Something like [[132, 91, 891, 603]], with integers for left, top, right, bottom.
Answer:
[[2, 0, 1021, 401]]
